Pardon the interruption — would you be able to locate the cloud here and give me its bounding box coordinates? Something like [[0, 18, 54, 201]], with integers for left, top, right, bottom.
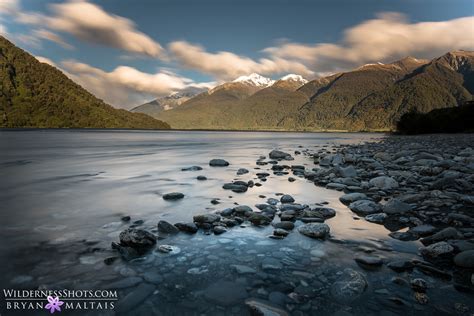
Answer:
[[0, 0, 18, 15], [169, 41, 314, 80], [264, 13, 474, 74], [9, 0, 163, 57], [60, 60, 213, 108], [33, 29, 73, 49]]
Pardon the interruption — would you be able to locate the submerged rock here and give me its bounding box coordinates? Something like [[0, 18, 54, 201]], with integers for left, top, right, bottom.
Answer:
[[203, 280, 247, 306], [181, 166, 203, 171], [331, 268, 368, 304], [245, 298, 289, 316]]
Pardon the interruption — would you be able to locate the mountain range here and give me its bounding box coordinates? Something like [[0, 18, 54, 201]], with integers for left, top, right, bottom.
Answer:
[[137, 51, 473, 131], [0, 36, 169, 129]]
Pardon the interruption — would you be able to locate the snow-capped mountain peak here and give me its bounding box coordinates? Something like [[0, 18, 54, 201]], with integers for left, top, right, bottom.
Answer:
[[280, 74, 308, 84], [233, 73, 275, 87]]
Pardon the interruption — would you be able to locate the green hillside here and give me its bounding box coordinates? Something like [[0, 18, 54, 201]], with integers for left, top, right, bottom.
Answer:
[[0, 36, 170, 129]]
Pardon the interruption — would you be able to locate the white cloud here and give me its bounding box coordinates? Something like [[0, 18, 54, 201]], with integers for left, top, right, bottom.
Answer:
[[169, 41, 314, 80], [33, 29, 73, 49], [9, 0, 163, 57], [264, 13, 474, 74], [60, 60, 212, 108], [0, 0, 18, 15]]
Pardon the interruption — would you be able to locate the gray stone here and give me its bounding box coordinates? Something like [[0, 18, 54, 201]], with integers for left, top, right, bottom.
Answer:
[[119, 228, 156, 249], [280, 194, 295, 203], [157, 220, 179, 234], [365, 213, 387, 224], [349, 200, 382, 215], [273, 229, 289, 237], [162, 192, 184, 200], [369, 176, 399, 190], [338, 166, 358, 178], [419, 241, 454, 258], [249, 213, 272, 226], [209, 159, 230, 167], [354, 255, 383, 267], [421, 227, 463, 244], [181, 166, 202, 171], [269, 150, 292, 160], [331, 268, 367, 304], [193, 214, 221, 224], [245, 298, 289, 316], [383, 199, 413, 215], [262, 257, 283, 270], [115, 283, 155, 313], [273, 221, 295, 230], [339, 193, 368, 205], [237, 168, 249, 175], [174, 222, 198, 234], [231, 265, 257, 274], [298, 223, 330, 239]]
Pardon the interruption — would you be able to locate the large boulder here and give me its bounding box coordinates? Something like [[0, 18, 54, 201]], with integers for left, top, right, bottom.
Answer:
[[119, 228, 156, 249], [298, 223, 330, 239]]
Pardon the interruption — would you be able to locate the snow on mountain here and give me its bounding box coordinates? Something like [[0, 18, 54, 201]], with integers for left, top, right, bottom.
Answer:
[[233, 73, 275, 87], [279, 74, 308, 84]]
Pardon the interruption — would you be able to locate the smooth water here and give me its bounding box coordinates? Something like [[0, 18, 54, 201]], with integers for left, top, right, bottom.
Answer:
[[0, 130, 471, 315]]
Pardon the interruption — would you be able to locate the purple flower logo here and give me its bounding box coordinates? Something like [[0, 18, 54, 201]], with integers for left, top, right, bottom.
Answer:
[[45, 296, 64, 314]]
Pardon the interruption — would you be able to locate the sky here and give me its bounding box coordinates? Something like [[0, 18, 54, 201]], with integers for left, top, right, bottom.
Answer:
[[1, 0, 473, 109]]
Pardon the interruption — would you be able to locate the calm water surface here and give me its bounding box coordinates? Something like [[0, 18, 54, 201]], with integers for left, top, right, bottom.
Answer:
[[0, 130, 471, 315]]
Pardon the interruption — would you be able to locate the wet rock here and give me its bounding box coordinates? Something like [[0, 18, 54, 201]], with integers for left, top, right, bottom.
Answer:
[[237, 168, 249, 175], [273, 229, 289, 237], [209, 159, 230, 167], [162, 192, 184, 200], [116, 283, 155, 313], [193, 214, 221, 224], [408, 225, 437, 237], [304, 207, 336, 219], [121, 216, 131, 222], [269, 150, 292, 160], [349, 200, 382, 215], [454, 250, 474, 268], [249, 213, 272, 226], [197, 175, 207, 181], [298, 223, 330, 239], [273, 221, 295, 230], [182, 166, 203, 171], [365, 213, 387, 224], [387, 260, 413, 272], [389, 231, 418, 241], [383, 199, 413, 215], [222, 183, 248, 193], [339, 193, 368, 205], [174, 222, 198, 234], [419, 241, 454, 259], [119, 228, 156, 249], [421, 227, 463, 245], [331, 268, 368, 304], [233, 205, 254, 217], [354, 255, 383, 268], [369, 176, 399, 190], [245, 298, 289, 316], [280, 194, 295, 203], [157, 220, 179, 234], [338, 166, 358, 178], [410, 278, 428, 292], [156, 245, 174, 253], [213, 226, 227, 235], [203, 280, 247, 306]]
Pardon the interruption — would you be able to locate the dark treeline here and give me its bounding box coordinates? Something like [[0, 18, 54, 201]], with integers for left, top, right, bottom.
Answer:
[[396, 102, 474, 134]]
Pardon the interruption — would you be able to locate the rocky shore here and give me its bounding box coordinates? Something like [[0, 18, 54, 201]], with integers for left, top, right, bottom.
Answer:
[[106, 134, 474, 315]]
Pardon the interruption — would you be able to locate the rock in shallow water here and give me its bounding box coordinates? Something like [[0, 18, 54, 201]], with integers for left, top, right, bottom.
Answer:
[[203, 280, 247, 306], [157, 220, 179, 234], [162, 192, 184, 200], [331, 268, 367, 304], [280, 194, 295, 203], [269, 150, 292, 160], [365, 213, 387, 224], [298, 223, 330, 239], [193, 214, 221, 224], [339, 193, 368, 205], [115, 283, 155, 313], [119, 228, 156, 249], [349, 200, 382, 215], [245, 298, 289, 316], [209, 159, 230, 167], [174, 222, 198, 234]]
